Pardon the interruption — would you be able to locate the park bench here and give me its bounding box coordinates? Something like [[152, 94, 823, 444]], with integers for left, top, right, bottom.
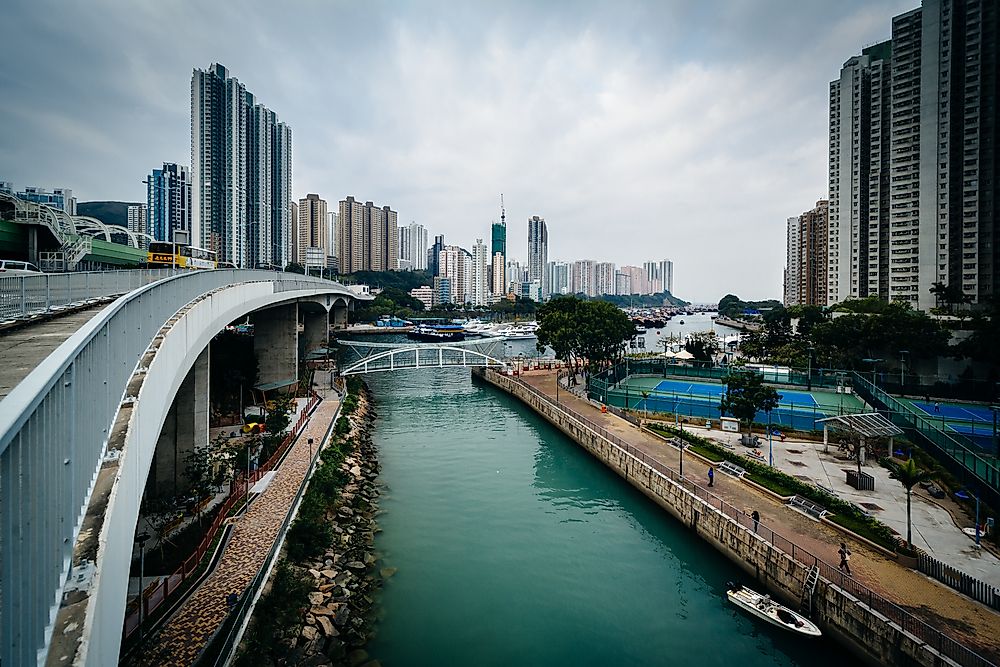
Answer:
[[817, 483, 838, 499], [718, 460, 746, 478], [787, 495, 828, 520]]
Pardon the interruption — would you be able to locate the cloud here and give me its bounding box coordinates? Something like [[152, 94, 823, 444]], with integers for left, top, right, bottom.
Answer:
[[2, 0, 913, 300]]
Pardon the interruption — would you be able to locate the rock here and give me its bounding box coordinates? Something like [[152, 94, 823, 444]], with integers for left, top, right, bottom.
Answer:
[[309, 568, 322, 579], [321, 569, 336, 579], [379, 567, 397, 579], [301, 625, 319, 641], [346, 649, 369, 667], [317, 615, 338, 637], [311, 605, 335, 616], [350, 465, 363, 477], [309, 592, 325, 606], [363, 552, 376, 566], [324, 558, 334, 567], [318, 583, 335, 592], [305, 614, 316, 625], [346, 561, 365, 570]]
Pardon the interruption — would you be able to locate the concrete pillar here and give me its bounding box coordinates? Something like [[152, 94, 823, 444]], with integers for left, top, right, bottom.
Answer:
[[252, 303, 298, 387], [150, 346, 210, 498], [300, 308, 329, 363], [332, 303, 348, 329]]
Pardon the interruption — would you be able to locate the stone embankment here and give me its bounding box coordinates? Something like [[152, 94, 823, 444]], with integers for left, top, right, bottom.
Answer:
[[296, 388, 384, 667]]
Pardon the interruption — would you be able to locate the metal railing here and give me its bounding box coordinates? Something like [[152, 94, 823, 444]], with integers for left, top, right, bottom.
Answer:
[[0, 268, 180, 321], [120, 393, 321, 643], [0, 270, 358, 667], [484, 370, 996, 667], [917, 553, 1000, 612]]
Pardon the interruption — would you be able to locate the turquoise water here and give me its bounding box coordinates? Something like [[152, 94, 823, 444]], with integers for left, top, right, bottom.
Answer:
[[363, 368, 850, 666]]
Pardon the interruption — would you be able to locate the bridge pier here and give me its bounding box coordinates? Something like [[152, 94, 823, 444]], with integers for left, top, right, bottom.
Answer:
[[149, 347, 210, 498], [252, 303, 299, 387], [300, 307, 330, 365], [331, 301, 349, 329]]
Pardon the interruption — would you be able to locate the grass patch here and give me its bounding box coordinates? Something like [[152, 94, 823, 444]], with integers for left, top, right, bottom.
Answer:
[[689, 444, 725, 462], [646, 422, 901, 552]]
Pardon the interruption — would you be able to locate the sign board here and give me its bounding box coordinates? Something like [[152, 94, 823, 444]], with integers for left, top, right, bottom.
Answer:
[[721, 417, 740, 433]]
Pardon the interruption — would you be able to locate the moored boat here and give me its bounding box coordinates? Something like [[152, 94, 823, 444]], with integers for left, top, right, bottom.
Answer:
[[407, 324, 467, 342], [726, 583, 821, 637]]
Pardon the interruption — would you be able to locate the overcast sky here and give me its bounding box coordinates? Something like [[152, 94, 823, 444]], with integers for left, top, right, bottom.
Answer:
[[1, 0, 914, 301]]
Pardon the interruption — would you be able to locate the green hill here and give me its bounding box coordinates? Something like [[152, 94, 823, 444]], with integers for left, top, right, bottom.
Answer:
[[77, 201, 139, 227]]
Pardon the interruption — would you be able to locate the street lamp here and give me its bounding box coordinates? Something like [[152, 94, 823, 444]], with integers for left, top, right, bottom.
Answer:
[[862, 358, 883, 389], [308, 437, 314, 462], [807, 346, 815, 391], [899, 350, 909, 391], [135, 530, 151, 638]]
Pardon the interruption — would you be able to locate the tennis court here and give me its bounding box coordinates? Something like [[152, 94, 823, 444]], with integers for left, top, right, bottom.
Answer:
[[606, 376, 866, 432], [900, 398, 996, 451]]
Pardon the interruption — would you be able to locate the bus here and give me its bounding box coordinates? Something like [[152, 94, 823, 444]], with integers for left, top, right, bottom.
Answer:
[[148, 242, 218, 270]]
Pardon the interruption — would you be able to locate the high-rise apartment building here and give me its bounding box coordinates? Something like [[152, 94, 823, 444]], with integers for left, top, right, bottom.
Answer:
[[297, 194, 329, 267], [595, 262, 617, 295], [620, 265, 649, 295], [146, 163, 192, 244], [658, 260, 674, 294], [527, 216, 549, 297], [127, 204, 148, 248], [492, 253, 506, 295], [429, 234, 446, 276], [615, 271, 632, 296], [335, 197, 398, 273], [439, 245, 471, 303], [337, 196, 364, 274], [399, 222, 428, 271], [471, 239, 490, 306], [191, 63, 292, 268], [829, 1, 999, 309], [785, 201, 829, 306], [570, 260, 596, 296], [547, 261, 570, 296]]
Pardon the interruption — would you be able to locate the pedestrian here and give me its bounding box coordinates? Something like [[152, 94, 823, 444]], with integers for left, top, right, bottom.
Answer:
[[751, 510, 760, 534], [226, 592, 238, 609], [708, 466, 715, 487], [838, 542, 852, 575], [934, 401, 940, 413]]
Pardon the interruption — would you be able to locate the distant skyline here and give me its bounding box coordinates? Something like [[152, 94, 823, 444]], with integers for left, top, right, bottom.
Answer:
[[1, 0, 915, 300]]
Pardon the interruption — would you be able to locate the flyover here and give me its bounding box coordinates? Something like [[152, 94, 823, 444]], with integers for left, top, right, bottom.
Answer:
[[0, 270, 370, 666]]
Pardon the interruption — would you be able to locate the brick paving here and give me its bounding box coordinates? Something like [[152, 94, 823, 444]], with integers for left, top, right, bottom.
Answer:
[[137, 397, 341, 667], [522, 370, 1000, 661]]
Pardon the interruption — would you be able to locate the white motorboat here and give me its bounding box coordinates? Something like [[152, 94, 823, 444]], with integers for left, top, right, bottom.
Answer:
[[726, 583, 821, 637], [492, 322, 538, 340]]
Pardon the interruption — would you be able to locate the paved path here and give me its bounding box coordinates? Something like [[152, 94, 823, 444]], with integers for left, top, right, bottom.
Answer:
[[138, 397, 341, 666], [522, 370, 1000, 662], [0, 304, 106, 399]]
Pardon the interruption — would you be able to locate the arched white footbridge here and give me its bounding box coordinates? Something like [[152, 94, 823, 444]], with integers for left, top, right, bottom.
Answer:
[[337, 339, 509, 376], [0, 270, 371, 667]]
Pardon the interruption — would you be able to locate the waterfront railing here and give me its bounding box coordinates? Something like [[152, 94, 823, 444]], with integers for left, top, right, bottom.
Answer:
[[490, 371, 995, 667]]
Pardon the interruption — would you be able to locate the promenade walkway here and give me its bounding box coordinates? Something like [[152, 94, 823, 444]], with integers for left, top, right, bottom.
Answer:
[[137, 395, 341, 667], [521, 370, 1000, 663]]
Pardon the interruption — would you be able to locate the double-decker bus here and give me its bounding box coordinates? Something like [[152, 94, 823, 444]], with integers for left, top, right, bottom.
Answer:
[[148, 242, 218, 269]]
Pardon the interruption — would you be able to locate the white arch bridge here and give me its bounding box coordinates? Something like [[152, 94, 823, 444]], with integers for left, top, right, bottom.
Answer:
[[337, 339, 510, 376]]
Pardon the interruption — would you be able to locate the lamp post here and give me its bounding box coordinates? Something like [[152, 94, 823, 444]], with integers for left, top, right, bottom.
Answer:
[[767, 410, 774, 466], [308, 437, 314, 463], [899, 350, 909, 392], [862, 358, 883, 389], [135, 530, 150, 638], [807, 346, 814, 391]]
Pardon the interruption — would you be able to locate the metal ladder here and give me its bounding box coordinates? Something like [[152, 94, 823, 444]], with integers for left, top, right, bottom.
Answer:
[[799, 565, 820, 615]]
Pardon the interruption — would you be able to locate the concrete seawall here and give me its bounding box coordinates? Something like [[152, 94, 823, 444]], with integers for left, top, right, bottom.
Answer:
[[476, 369, 966, 667]]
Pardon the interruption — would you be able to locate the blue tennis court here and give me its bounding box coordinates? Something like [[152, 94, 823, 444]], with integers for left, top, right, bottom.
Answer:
[[653, 379, 818, 406], [911, 401, 993, 423]]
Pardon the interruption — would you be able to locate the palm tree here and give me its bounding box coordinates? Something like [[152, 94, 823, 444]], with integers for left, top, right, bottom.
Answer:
[[892, 458, 935, 549]]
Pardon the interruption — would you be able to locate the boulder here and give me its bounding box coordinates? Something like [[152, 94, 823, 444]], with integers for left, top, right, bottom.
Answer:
[[301, 625, 319, 641], [311, 605, 335, 617], [308, 592, 325, 606], [346, 561, 366, 570], [379, 567, 397, 579], [320, 569, 336, 579], [316, 615, 337, 637]]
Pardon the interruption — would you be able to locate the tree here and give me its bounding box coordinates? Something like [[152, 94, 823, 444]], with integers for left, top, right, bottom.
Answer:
[[684, 332, 719, 364], [284, 262, 305, 274], [930, 281, 972, 314], [536, 296, 635, 373], [719, 371, 781, 440], [889, 458, 935, 549]]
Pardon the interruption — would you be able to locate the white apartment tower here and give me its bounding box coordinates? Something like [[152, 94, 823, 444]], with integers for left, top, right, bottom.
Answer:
[[527, 216, 549, 297], [471, 239, 490, 306], [399, 222, 428, 271], [191, 63, 292, 268]]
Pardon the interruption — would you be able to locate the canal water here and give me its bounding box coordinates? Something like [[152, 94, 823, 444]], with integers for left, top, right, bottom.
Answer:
[[362, 363, 851, 666]]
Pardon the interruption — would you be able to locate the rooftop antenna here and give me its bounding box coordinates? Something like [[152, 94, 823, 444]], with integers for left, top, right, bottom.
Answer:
[[500, 193, 505, 228]]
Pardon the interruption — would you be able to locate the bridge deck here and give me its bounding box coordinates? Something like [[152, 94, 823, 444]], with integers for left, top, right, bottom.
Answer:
[[0, 304, 106, 400]]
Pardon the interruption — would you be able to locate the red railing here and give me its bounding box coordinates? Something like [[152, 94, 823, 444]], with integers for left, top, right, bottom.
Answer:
[[122, 391, 321, 641], [494, 371, 995, 667]]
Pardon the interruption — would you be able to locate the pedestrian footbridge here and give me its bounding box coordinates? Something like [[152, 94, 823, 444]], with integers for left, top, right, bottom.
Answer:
[[0, 270, 371, 667], [337, 339, 509, 376]]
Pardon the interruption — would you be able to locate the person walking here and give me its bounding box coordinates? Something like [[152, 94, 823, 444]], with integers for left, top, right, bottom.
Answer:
[[751, 510, 760, 534], [934, 401, 940, 413], [708, 466, 715, 487], [838, 542, 852, 575]]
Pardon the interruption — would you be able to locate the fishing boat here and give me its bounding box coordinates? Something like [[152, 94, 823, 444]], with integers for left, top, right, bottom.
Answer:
[[726, 583, 821, 637], [407, 324, 466, 342]]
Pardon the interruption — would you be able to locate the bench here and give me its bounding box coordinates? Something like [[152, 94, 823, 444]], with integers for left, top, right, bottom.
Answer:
[[718, 460, 746, 478], [817, 484, 838, 500], [787, 495, 828, 520]]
